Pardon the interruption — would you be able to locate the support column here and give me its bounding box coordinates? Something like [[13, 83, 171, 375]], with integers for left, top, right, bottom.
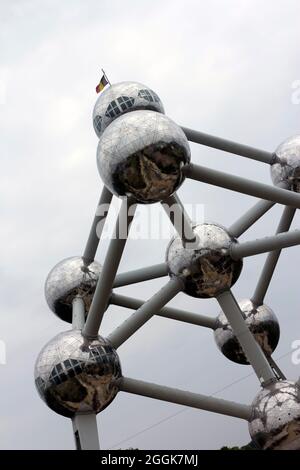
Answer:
[[162, 194, 198, 247], [83, 186, 113, 266], [72, 296, 85, 329], [82, 198, 136, 339], [251, 206, 296, 306], [108, 278, 183, 349], [216, 290, 276, 385], [72, 413, 100, 450], [71, 298, 100, 450]]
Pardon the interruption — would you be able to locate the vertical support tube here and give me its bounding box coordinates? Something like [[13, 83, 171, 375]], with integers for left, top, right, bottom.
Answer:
[[83, 186, 113, 266], [72, 414, 100, 450], [251, 206, 296, 306], [72, 296, 85, 329], [216, 290, 276, 385], [82, 198, 136, 339]]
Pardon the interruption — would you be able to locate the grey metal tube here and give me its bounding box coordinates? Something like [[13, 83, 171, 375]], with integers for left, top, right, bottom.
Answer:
[[110, 292, 217, 329], [231, 228, 300, 259], [119, 377, 252, 421], [162, 194, 198, 246], [217, 290, 276, 384], [83, 186, 113, 265], [82, 198, 136, 339], [184, 163, 300, 209], [251, 206, 296, 306], [229, 182, 288, 238], [113, 263, 168, 288], [229, 200, 275, 238], [181, 126, 273, 164], [72, 414, 100, 450], [72, 297, 86, 329], [108, 278, 183, 349]]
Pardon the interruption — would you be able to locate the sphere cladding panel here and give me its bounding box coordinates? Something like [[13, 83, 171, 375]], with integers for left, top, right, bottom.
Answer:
[[166, 223, 243, 298], [271, 135, 300, 192], [97, 110, 191, 204], [93, 81, 165, 137], [35, 330, 122, 417], [249, 380, 300, 450], [214, 299, 280, 364], [45, 256, 102, 323]]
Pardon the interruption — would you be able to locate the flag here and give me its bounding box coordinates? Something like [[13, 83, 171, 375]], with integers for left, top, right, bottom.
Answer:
[[96, 74, 109, 93]]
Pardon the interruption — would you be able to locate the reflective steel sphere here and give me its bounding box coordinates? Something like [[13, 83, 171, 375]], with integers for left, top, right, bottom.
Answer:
[[214, 299, 280, 364], [249, 380, 300, 450], [271, 135, 300, 192], [93, 81, 165, 137], [45, 257, 102, 323], [97, 110, 191, 204], [166, 223, 243, 298], [35, 330, 122, 418]]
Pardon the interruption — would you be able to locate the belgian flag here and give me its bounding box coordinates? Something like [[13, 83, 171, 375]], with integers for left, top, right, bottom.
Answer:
[[96, 74, 109, 93]]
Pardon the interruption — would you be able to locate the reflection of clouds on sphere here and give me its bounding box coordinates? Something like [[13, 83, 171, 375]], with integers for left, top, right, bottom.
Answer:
[[93, 81, 165, 137], [166, 223, 242, 298], [214, 299, 280, 364], [45, 257, 102, 323], [271, 135, 300, 192], [97, 110, 190, 204], [35, 330, 121, 418], [249, 380, 300, 450]]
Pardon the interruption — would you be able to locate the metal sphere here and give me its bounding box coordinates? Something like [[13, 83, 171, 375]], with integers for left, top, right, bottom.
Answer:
[[34, 329, 122, 418], [249, 380, 300, 450], [97, 110, 191, 204], [214, 299, 280, 364], [45, 257, 101, 323], [271, 135, 300, 192], [93, 81, 165, 137], [166, 223, 243, 298]]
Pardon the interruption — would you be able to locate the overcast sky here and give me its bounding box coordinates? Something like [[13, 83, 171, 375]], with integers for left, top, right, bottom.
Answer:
[[1, 0, 300, 450]]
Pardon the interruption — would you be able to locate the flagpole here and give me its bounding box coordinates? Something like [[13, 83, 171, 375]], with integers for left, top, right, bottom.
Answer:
[[101, 68, 111, 86]]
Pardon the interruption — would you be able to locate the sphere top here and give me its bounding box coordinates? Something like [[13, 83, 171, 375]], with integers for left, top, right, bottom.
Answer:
[[93, 81, 165, 137], [271, 134, 300, 191], [166, 223, 242, 298], [45, 256, 102, 323], [35, 329, 122, 417], [97, 110, 190, 203], [249, 380, 300, 450], [214, 299, 280, 364]]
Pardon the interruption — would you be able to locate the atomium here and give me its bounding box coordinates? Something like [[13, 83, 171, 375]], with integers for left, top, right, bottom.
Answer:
[[45, 256, 102, 323], [36, 78, 300, 450], [271, 134, 300, 192], [34, 329, 122, 418], [166, 223, 243, 297], [214, 299, 280, 364], [93, 81, 165, 138], [249, 380, 300, 450], [97, 110, 191, 204]]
